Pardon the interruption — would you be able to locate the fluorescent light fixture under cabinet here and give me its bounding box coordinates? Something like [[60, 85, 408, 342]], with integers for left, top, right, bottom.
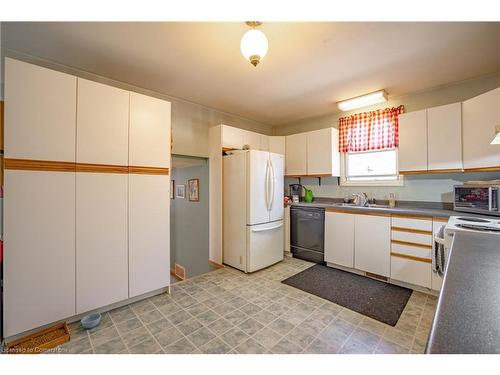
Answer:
[[491, 125, 500, 145], [337, 90, 388, 112]]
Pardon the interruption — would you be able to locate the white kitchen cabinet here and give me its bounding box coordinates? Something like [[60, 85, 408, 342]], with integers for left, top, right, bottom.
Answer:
[[306, 128, 340, 176], [129, 174, 170, 297], [4, 58, 77, 162], [391, 255, 431, 288], [242, 130, 262, 150], [354, 214, 391, 277], [130, 92, 171, 168], [462, 88, 500, 170], [77, 78, 129, 165], [3, 170, 76, 337], [269, 136, 286, 155], [285, 133, 307, 175], [76, 173, 129, 314], [427, 102, 463, 171], [398, 109, 428, 173], [222, 125, 244, 149], [260, 135, 270, 151], [325, 211, 355, 268]]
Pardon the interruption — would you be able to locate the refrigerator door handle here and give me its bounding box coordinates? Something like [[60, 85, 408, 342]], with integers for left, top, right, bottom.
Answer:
[[269, 159, 275, 210], [264, 159, 270, 211], [251, 223, 283, 232]]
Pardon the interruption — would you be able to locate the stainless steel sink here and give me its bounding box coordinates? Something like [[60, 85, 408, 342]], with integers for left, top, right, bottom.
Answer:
[[366, 203, 391, 208]]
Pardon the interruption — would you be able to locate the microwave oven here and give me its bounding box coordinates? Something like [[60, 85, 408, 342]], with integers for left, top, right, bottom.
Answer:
[[454, 185, 500, 216]]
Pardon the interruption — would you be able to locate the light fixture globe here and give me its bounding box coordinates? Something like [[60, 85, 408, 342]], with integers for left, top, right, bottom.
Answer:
[[240, 29, 268, 67]]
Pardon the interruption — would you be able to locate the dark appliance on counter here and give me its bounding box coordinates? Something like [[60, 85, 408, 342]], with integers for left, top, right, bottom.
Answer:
[[290, 206, 325, 263], [289, 184, 302, 203]]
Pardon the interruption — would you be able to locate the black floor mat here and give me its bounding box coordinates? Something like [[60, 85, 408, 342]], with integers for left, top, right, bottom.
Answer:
[[282, 264, 412, 326]]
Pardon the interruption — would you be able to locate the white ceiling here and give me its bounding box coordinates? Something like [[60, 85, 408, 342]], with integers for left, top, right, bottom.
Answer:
[[3, 22, 500, 126]]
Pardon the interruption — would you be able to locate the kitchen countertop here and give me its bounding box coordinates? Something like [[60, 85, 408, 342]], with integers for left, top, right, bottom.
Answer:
[[426, 231, 500, 353], [289, 199, 496, 219]]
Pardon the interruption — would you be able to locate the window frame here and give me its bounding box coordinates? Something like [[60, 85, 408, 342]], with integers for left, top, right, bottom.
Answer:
[[340, 149, 404, 187]]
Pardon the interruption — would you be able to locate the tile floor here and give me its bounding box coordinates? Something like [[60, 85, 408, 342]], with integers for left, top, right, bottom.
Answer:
[[58, 257, 437, 354]]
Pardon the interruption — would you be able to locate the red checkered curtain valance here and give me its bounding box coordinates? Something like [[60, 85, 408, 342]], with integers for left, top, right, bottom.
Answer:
[[338, 105, 404, 153]]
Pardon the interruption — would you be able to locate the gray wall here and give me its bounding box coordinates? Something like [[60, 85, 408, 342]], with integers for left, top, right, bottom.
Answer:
[[170, 157, 214, 278]]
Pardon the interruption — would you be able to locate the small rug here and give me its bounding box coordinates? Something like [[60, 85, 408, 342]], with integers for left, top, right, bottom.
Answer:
[[282, 264, 412, 326]]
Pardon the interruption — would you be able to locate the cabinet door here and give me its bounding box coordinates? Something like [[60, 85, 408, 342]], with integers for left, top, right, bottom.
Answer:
[[285, 133, 307, 175], [243, 130, 262, 150], [354, 215, 391, 277], [269, 136, 286, 155], [307, 128, 339, 176], [76, 173, 128, 313], [260, 135, 270, 151], [325, 212, 355, 268], [4, 170, 76, 337], [222, 125, 244, 149], [5, 58, 76, 162], [284, 206, 291, 254], [427, 102, 463, 171], [398, 109, 428, 173], [77, 78, 129, 165], [462, 88, 500, 170], [129, 174, 170, 297], [130, 92, 171, 168]]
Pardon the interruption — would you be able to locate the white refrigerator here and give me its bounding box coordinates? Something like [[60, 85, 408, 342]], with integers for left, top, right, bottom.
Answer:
[[223, 150, 284, 273]]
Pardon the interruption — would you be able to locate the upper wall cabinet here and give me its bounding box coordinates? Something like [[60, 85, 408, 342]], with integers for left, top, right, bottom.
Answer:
[[77, 79, 129, 165], [462, 88, 500, 171], [427, 102, 463, 171], [4, 58, 77, 162], [242, 130, 262, 150], [130, 92, 171, 168], [398, 109, 428, 173], [285, 133, 307, 175], [222, 125, 244, 149], [269, 136, 286, 155], [306, 128, 340, 176], [285, 128, 340, 176]]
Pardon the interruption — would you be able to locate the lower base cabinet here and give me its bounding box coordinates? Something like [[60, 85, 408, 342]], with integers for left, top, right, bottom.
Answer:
[[76, 173, 129, 314], [129, 174, 170, 298], [325, 211, 355, 268], [354, 214, 391, 277], [390, 255, 431, 288], [4, 171, 76, 337]]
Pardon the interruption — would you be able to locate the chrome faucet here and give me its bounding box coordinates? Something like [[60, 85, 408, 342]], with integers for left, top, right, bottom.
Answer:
[[352, 192, 369, 207]]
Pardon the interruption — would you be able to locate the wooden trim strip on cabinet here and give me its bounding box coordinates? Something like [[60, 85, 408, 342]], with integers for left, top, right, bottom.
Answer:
[[400, 168, 464, 175], [391, 226, 433, 235], [391, 213, 433, 221], [391, 239, 432, 249], [391, 252, 432, 263], [433, 217, 449, 223], [325, 207, 391, 217], [5, 159, 170, 175], [399, 170, 429, 175], [76, 163, 129, 174], [129, 166, 169, 175], [4, 158, 76, 172], [464, 166, 500, 172]]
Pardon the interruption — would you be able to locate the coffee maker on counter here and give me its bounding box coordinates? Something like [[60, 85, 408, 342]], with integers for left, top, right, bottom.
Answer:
[[289, 184, 301, 203]]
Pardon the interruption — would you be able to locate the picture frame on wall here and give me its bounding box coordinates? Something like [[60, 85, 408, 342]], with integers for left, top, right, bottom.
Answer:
[[176, 184, 185, 199], [170, 180, 175, 199], [188, 179, 199, 202]]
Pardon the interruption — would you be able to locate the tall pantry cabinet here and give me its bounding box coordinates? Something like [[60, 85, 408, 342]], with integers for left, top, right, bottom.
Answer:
[[3, 58, 171, 338]]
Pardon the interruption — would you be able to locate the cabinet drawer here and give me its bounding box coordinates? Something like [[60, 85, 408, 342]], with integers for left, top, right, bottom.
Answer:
[[391, 256, 431, 288], [391, 230, 432, 246], [391, 242, 431, 259], [391, 216, 432, 231]]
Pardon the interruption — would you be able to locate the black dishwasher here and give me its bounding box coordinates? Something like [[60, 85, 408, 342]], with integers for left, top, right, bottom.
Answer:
[[290, 206, 325, 263]]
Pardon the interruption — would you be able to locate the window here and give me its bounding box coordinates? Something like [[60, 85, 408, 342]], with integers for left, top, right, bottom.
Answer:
[[346, 148, 398, 179], [338, 105, 404, 186]]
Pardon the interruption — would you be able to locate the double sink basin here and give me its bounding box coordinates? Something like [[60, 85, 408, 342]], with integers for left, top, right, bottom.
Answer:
[[334, 202, 392, 209]]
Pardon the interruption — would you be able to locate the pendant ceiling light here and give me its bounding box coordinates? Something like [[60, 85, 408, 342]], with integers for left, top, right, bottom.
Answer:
[[240, 21, 268, 67]]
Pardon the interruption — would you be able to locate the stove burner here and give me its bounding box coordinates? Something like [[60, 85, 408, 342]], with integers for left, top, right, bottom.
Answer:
[[455, 224, 500, 232], [456, 217, 491, 223]]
